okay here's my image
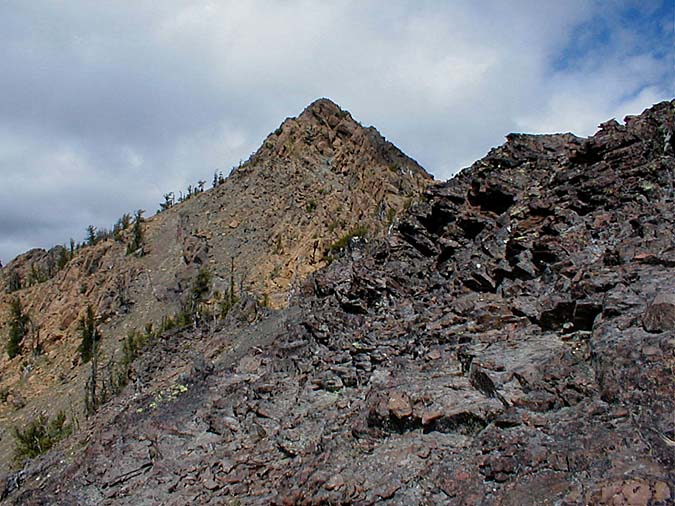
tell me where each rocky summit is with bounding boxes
[1,100,674,505]
[0,98,430,477]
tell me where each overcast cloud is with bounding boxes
[0,0,672,263]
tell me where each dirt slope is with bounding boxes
[2,101,673,505]
[0,98,431,475]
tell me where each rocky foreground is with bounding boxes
[3,101,674,505]
[0,98,429,473]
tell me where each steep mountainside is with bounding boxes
[2,101,674,505]
[0,99,431,475]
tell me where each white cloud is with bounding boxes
[0,0,671,262]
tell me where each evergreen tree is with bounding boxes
[86,225,97,246]
[78,305,99,363]
[126,209,145,255]
[7,270,21,293]
[120,213,132,230]
[56,247,69,270]
[212,170,225,188]
[159,193,174,212]
[6,297,29,359]
[77,305,103,415]
[187,267,211,315]
[218,257,239,318]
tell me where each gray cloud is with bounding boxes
[0,0,671,263]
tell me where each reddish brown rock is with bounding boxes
[387,392,413,419]
[643,292,675,332]
[2,100,674,506]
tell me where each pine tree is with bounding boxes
[78,305,99,363]
[126,210,145,255]
[120,213,132,230]
[6,297,29,359]
[188,267,211,315]
[7,270,21,293]
[77,305,102,415]
[56,247,68,270]
[159,193,174,211]
[86,225,97,246]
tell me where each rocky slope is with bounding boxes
[2,100,674,505]
[0,99,431,475]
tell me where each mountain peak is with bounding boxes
[2,101,674,505]
[248,99,431,186]
[294,97,357,128]
[300,97,346,118]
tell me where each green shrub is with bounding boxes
[56,248,69,270]
[27,263,48,286]
[6,270,22,293]
[13,410,72,463]
[327,225,368,254]
[86,225,97,246]
[185,267,212,317]
[78,305,100,363]
[126,210,145,255]
[6,297,29,359]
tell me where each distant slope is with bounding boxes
[4,100,673,505]
[0,98,431,475]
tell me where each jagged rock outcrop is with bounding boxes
[2,101,674,505]
[0,98,431,475]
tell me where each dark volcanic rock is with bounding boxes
[3,101,674,505]
[643,292,675,333]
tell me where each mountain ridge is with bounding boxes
[1,99,673,505]
[0,98,431,476]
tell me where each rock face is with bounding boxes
[643,292,675,333]
[2,100,674,505]
[0,98,430,474]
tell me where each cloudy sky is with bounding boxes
[0,1,672,263]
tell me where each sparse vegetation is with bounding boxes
[79,305,102,415]
[158,175,220,212]
[78,305,100,364]
[6,297,29,359]
[56,248,69,270]
[159,192,175,212]
[113,213,132,241]
[218,258,239,318]
[327,224,369,254]
[212,170,226,188]
[6,270,21,293]
[185,266,212,318]
[86,225,97,246]
[126,209,145,256]
[27,263,49,285]
[12,411,72,463]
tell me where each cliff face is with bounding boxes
[0,98,431,475]
[2,100,674,506]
